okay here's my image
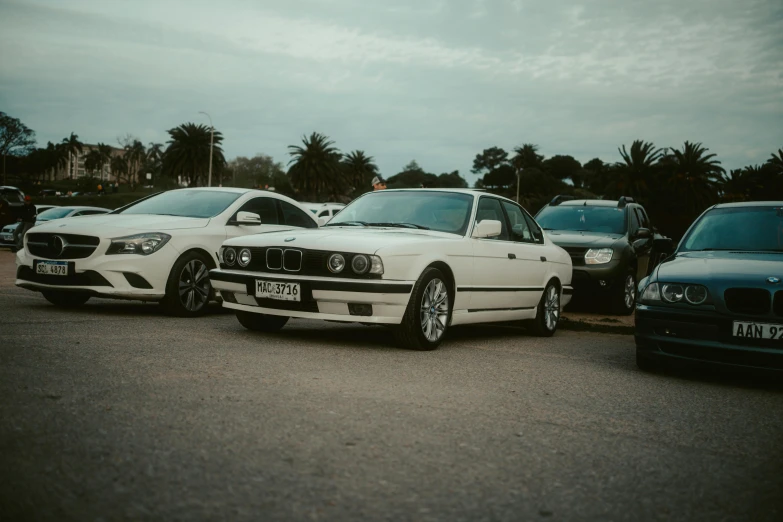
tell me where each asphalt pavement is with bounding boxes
[1,250,782,522]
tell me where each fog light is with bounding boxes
[599,280,608,287]
[348,303,373,316]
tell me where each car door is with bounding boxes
[630,207,652,279]
[500,201,550,308]
[224,196,293,242]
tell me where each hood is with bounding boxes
[31,214,211,236]
[656,252,783,285]
[225,227,460,254]
[544,230,622,249]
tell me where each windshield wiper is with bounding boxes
[366,222,430,230]
[324,221,369,227]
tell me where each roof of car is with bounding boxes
[42,206,111,212]
[712,201,783,209]
[554,199,625,207]
[176,187,251,195]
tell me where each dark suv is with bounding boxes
[535,196,671,314]
[0,186,25,228]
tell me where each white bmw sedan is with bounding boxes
[15,188,319,316]
[210,189,573,350]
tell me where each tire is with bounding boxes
[525,280,560,337]
[636,350,663,373]
[394,268,452,351]
[235,311,289,332]
[160,251,214,317]
[612,271,637,316]
[42,290,91,308]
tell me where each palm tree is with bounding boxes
[162,123,225,186]
[124,140,146,184]
[767,148,783,174]
[719,169,755,202]
[95,143,113,181]
[511,143,544,170]
[287,132,345,201]
[43,141,68,181]
[611,140,663,198]
[111,155,130,184]
[61,132,83,179]
[342,150,378,195]
[84,149,102,177]
[665,141,724,213]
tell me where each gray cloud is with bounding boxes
[0,0,781,184]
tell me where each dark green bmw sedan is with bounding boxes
[635,202,783,372]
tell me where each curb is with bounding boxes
[559,316,635,335]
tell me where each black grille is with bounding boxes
[225,247,381,279]
[562,247,586,267]
[774,291,783,318]
[17,265,112,287]
[27,233,100,260]
[283,249,302,271]
[724,288,771,316]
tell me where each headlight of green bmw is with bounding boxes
[106,233,171,255]
[585,248,613,264]
[640,282,709,305]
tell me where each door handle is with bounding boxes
[540,256,547,262]
[508,253,516,259]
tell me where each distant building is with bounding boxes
[60,144,125,181]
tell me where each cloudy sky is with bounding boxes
[1,0,781,185]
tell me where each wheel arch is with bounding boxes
[177,247,218,270]
[424,260,456,299]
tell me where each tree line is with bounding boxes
[1,110,780,239]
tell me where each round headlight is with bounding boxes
[224,248,236,266]
[351,254,369,274]
[685,285,708,305]
[328,254,345,273]
[141,240,156,254]
[661,284,684,303]
[238,248,252,267]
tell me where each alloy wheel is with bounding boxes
[544,285,560,331]
[624,275,636,309]
[179,259,210,312]
[420,278,449,342]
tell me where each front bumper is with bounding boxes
[15,242,177,300]
[0,231,14,245]
[571,260,625,291]
[635,304,783,371]
[210,269,414,324]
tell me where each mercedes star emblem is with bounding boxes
[48,235,66,257]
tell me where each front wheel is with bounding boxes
[525,281,560,337]
[612,272,637,315]
[394,268,451,351]
[160,252,214,317]
[235,311,289,332]
[42,290,91,308]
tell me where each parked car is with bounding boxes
[0,186,25,228]
[535,196,669,314]
[635,201,783,372]
[0,204,60,246]
[210,189,573,350]
[15,188,319,316]
[34,206,112,225]
[302,202,345,222]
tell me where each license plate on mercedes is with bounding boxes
[255,280,300,302]
[733,321,783,340]
[35,260,69,276]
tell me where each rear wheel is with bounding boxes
[161,252,213,317]
[42,290,91,308]
[525,281,560,337]
[235,311,289,332]
[394,268,451,351]
[612,271,637,315]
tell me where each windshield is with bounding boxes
[681,206,783,252]
[118,190,241,218]
[0,189,23,203]
[536,206,626,235]
[327,191,474,235]
[37,207,75,220]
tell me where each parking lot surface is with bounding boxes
[1,250,782,522]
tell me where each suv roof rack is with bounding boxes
[549,195,574,206]
[618,196,635,208]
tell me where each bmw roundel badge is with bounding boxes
[767,277,780,284]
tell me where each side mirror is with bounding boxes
[472,219,502,239]
[317,217,327,227]
[235,211,261,225]
[653,237,674,255]
[634,228,652,239]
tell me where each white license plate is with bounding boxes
[36,260,69,276]
[255,280,300,302]
[733,321,783,340]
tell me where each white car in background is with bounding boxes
[0,204,60,246]
[302,202,345,222]
[211,189,573,350]
[34,206,112,225]
[16,188,319,316]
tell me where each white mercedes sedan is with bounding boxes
[210,189,573,350]
[15,188,319,316]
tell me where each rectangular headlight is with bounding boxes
[369,255,384,275]
[106,233,171,256]
[585,248,613,265]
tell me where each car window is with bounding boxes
[236,197,279,224]
[79,210,108,216]
[501,201,534,243]
[636,208,650,229]
[629,207,641,235]
[318,210,330,218]
[523,212,544,244]
[475,197,509,241]
[279,201,317,228]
